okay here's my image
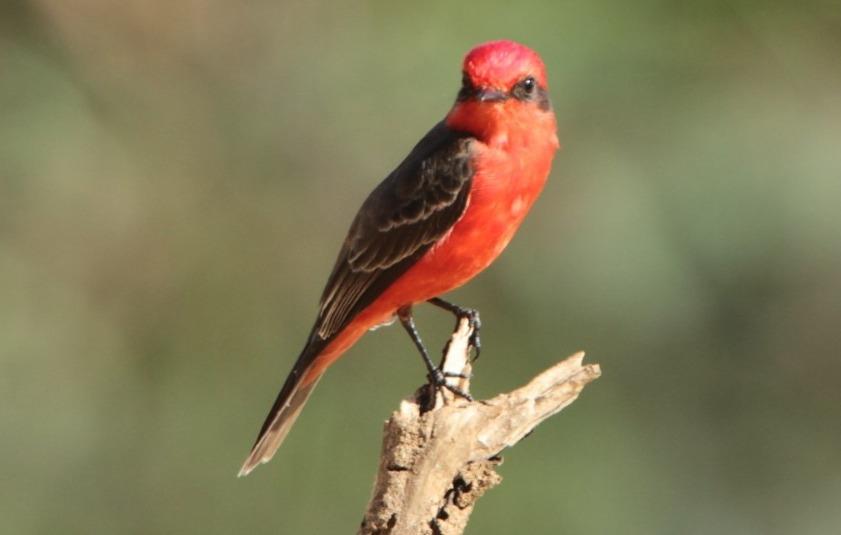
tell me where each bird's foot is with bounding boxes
[428,298,482,361]
[427,367,474,402]
[456,307,481,361]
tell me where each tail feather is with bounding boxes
[238,376,321,477]
[238,341,326,477]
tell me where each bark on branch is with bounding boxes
[358,319,601,535]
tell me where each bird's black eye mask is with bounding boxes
[457,72,551,111]
[457,73,477,101]
[511,76,537,100]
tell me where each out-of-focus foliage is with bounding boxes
[2,1,840,533]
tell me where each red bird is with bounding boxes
[239,40,559,476]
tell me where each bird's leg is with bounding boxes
[397,306,474,404]
[427,297,482,361]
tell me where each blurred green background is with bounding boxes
[2,0,840,533]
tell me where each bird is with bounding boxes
[239,40,559,476]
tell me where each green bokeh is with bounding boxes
[2,1,840,533]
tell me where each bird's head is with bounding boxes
[446,40,557,145]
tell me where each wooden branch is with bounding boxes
[358,319,601,535]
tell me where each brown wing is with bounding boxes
[313,121,475,341]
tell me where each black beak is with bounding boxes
[476,89,508,102]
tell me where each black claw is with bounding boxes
[436,380,474,402]
[468,319,481,362]
[442,370,471,380]
[427,368,474,402]
[428,297,482,361]
[444,384,474,402]
[427,367,446,386]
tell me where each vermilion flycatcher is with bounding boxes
[239,40,559,476]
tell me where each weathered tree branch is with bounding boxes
[358,319,601,535]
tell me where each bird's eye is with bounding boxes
[512,76,537,100]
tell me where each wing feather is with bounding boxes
[314,122,475,341]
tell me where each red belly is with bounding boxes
[302,144,553,382]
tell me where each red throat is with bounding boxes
[445,100,559,149]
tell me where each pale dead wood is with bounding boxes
[358,319,601,535]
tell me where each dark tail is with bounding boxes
[238,341,325,477]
